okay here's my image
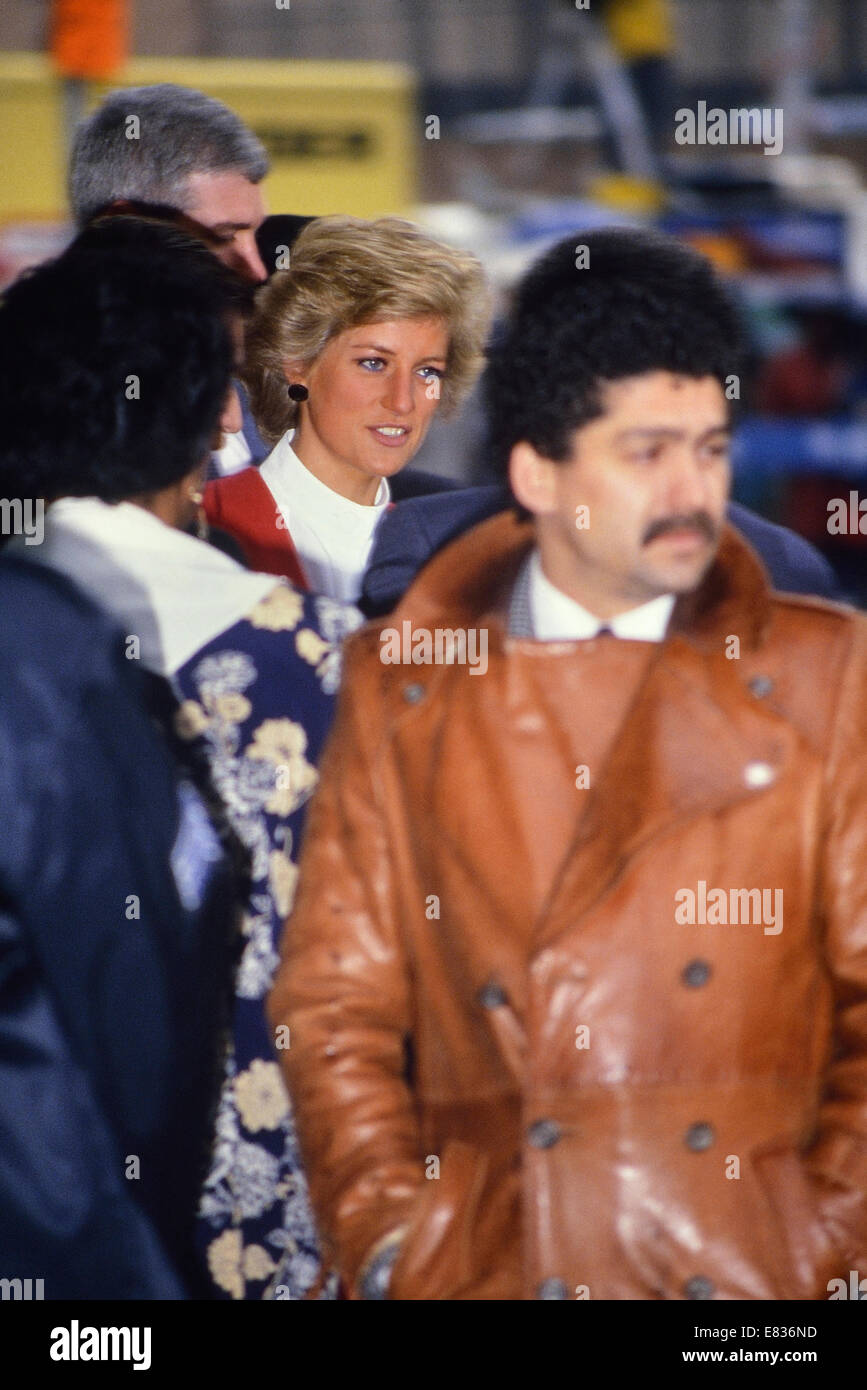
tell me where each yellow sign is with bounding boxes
[0,53,417,221]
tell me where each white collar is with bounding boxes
[16,496,278,676]
[259,432,390,534]
[528,551,675,642]
[211,428,252,477]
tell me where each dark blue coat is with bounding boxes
[0,559,237,1299]
[361,485,843,617]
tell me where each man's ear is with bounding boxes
[509,441,558,517]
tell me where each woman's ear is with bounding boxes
[280,359,309,388]
[508,441,558,518]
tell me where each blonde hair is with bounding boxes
[243,215,492,447]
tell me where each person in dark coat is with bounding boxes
[0,559,237,1299]
[2,216,359,1301]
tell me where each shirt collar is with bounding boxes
[260,431,390,533]
[16,496,278,675]
[527,550,675,642]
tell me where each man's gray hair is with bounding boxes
[69,83,269,225]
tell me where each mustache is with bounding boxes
[642,511,720,546]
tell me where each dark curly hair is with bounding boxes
[0,216,247,504]
[482,226,745,482]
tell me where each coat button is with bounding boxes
[403,683,425,704]
[478,980,508,1009]
[748,675,774,698]
[528,1119,562,1149]
[536,1277,569,1299]
[684,1275,715,1300]
[744,760,775,789]
[681,959,712,988]
[685,1122,715,1152]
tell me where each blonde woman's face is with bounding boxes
[287,316,449,502]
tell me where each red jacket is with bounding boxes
[204,468,308,589]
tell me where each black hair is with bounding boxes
[85,202,257,318]
[0,216,241,504]
[482,225,745,481]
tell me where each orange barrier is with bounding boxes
[50,0,128,80]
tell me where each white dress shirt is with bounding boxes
[259,432,390,603]
[528,551,675,642]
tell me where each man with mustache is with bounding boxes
[270,227,867,1300]
[360,480,841,618]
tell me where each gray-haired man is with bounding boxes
[69,82,269,285]
[70,82,271,476]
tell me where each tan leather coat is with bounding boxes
[269,512,867,1300]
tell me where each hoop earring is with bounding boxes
[287,383,309,403]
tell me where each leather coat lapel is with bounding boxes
[535,638,801,950]
[392,511,793,957]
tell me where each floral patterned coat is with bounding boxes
[172,582,360,1299]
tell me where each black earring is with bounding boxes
[287,383,309,403]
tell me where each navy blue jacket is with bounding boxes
[361,485,842,617]
[0,559,237,1299]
